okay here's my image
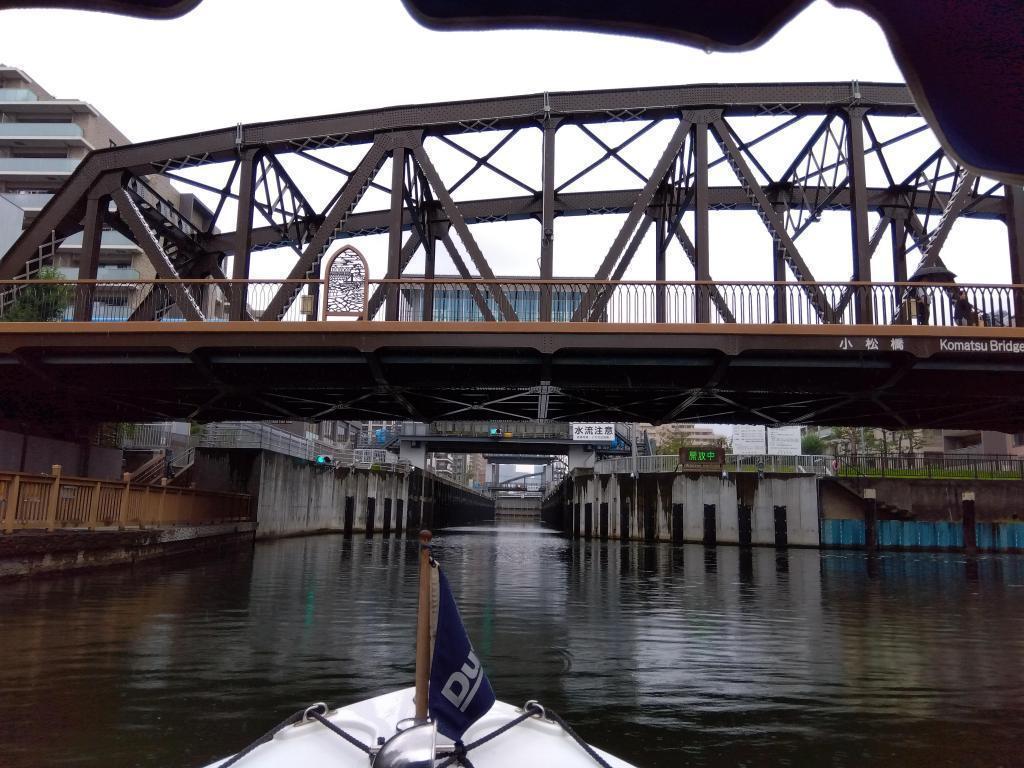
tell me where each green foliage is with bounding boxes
[801,433,827,455]
[2,266,73,322]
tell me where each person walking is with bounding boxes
[952,288,977,326]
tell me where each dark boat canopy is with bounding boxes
[0,0,1020,186]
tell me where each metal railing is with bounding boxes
[593,453,833,475]
[118,422,175,450]
[837,454,1024,480]
[0,278,1020,327]
[0,465,252,532]
[194,422,410,471]
[589,452,1024,479]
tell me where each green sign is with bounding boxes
[679,446,725,469]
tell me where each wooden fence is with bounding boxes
[0,465,252,533]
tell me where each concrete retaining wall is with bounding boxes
[0,523,256,579]
[192,448,411,538]
[552,470,820,547]
[822,477,1024,523]
[192,450,495,538]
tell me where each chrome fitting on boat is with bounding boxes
[371,722,437,768]
[523,700,547,720]
[301,702,328,723]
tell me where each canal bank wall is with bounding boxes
[193,450,494,538]
[545,469,1024,552]
[0,523,256,580]
[544,471,819,546]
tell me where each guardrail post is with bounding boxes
[3,474,18,533]
[87,480,101,531]
[119,472,131,530]
[156,478,168,528]
[139,485,150,529]
[863,488,877,552]
[962,491,977,554]
[45,464,61,532]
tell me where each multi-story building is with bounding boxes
[648,423,720,451]
[0,65,218,319]
[920,429,1024,457]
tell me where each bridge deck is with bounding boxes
[2,321,1022,430]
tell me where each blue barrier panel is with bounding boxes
[976,523,996,550]
[846,519,866,546]
[820,520,837,546]
[995,522,1024,551]
[917,522,938,549]
[879,520,901,548]
[902,521,920,548]
[821,519,866,547]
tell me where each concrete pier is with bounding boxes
[545,470,820,547]
[546,468,1024,552]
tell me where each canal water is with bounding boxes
[1,524,1023,768]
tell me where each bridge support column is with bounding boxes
[694,121,711,323]
[846,108,873,324]
[772,202,787,323]
[398,440,426,470]
[962,491,977,554]
[863,488,877,552]
[490,463,499,487]
[74,193,106,321]
[1007,186,1024,327]
[567,446,594,471]
[230,148,259,321]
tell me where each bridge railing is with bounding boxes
[593,453,833,475]
[0,465,252,533]
[590,453,1024,479]
[838,454,1024,480]
[0,278,1019,327]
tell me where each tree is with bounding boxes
[2,266,73,322]
[659,434,728,457]
[801,433,827,455]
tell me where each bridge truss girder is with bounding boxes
[0,82,1017,326]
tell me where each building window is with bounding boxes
[1014,433,1024,447]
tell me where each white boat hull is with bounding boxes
[206,687,637,768]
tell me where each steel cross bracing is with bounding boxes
[1,82,1017,324]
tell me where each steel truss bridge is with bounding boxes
[2,82,1023,431]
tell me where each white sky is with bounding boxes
[0,0,1009,286]
[0,0,1012,439]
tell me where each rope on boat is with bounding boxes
[218,699,613,768]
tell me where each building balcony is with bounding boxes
[56,265,141,281]
[0,88,38,102]
[0,122,82,137]
[0,122,88,149]
[59,229,138,251]
[0,157,77,180]
[1,192,52,212]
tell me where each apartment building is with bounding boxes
[0,65,219,319]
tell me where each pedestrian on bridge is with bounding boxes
[952,288,978,326]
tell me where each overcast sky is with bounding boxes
[1,0,1009,286]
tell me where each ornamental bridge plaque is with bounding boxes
[323,244,368,320]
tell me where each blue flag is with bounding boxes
[428,566,496,741]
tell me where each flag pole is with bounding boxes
[414,529,433,722]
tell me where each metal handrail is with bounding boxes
[1,277,1019,327]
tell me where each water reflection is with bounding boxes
[0,525,1022,767]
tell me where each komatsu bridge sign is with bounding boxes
[940,339,1024,353]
